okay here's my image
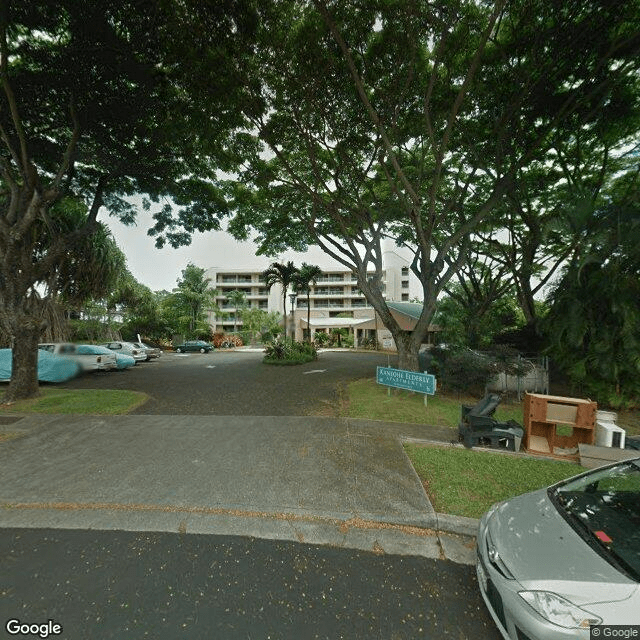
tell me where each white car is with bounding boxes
[100,341,147,363]
[38,343,117,372]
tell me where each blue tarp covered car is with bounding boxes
[0,348,80,383]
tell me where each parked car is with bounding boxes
[39,343,117,372]
[477,458,640,640]
[100,341,147,363]
[174,340,214,353]
[131,341,162,360]
[78,345,135,370]
[0,348,80,382]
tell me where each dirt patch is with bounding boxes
[0,432,25,444]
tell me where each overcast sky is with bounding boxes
[103,208,365,293]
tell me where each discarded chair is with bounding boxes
[459,393,524,452]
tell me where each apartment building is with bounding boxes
[205,250,437,346]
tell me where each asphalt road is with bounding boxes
[1,527,501,640]
[1,350,502,639]
[62,349,398,415]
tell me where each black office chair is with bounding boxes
[459,393,524,452]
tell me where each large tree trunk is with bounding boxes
[4,320,41,402]
[395,331,420,371]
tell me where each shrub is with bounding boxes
[263,339,317,365]
[360,336,377,350]
[422,346,497,394]
[314,332,330,346]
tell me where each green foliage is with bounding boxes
[421,346,500,395]
[223,0,640,375]
[340,378,523,429]
[162,264,218,339]
[239,307,282,344]
[329,328,349,347]
[293,262,323,343]
[359,336,377,350]
[439,350,498,395]
[543,202,640,407]
[0,389,148,415]
[263,339,317,365]
[313,332,330,347]
[261,261,299,339]
[435,284,523,349]
[0,1,256,399]
[118,285,171,343]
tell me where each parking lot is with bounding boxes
[59,348,397,415]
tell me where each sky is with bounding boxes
[103,207,370,293]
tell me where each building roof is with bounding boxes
[385,301,425,320]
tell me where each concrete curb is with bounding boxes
[436,512,480,538]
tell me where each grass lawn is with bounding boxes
[339,378,523,430]
[341,377,588,519]
[405,444,584,519]
[0,388,148,414]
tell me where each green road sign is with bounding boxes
[376,366,436,395]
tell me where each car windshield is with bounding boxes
[549,460,640,581]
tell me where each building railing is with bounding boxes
[217,276,254,284]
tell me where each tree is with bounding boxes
[169,264,218,338]
[223,0,640,371]
[436,257,521,349]
[115,278,171,343]
[261,261,299,340]
[0,1,256,400]
[224,289,248,334]
[542,196,640,407]
[476,102,640,326]
[239,307,283,344]
[292,262,323,343]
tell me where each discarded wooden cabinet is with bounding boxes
[524,393,596,456]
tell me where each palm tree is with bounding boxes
[292,263,323,343]
[261,261,299,339]
[225,289,247,335]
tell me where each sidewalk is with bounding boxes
[0,414,478,564]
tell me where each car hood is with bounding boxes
[488,488,638,606]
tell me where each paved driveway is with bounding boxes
[63,349,398,415]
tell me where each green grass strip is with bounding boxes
[263,355,316,365]
[405,444,584,519]
[340,378,524,428]
[0,388,148,415]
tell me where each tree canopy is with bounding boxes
[0,0,256,399]
[214,0,640,369]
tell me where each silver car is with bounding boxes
[131,341,162,360]
[100,341,147,363]
[477,458,640,639]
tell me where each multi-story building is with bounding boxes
[205,249,438,347]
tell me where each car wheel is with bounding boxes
[200,348,206,353]
[176,348,182,353]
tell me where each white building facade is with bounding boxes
[204,248,436,347]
